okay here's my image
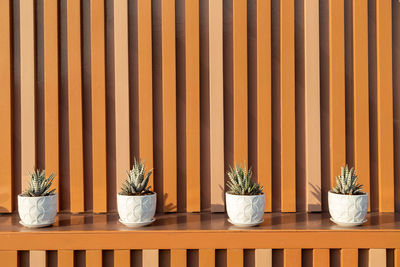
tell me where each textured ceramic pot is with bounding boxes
[328,191,368,224]
[18,194,57,226]
[117,193,157,223]
[226,193,265,224]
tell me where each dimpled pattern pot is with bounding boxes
[328,191,368,224]
[226,193,265,224]
[18,194,57,226]
[117,193,156,223]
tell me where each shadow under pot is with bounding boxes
[18,194,58,228]
[117,192,157,228]
[328,191,368,227]
[225,192,265,227]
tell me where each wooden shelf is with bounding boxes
[1,212,400,250]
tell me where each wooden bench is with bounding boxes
[0,212,398,266]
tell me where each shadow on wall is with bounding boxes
[163,193,176,212]
[309,183,322,210]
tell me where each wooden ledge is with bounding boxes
[1,212,400,250]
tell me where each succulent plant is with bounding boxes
[331,165,364,195]
[226,162,263,195]
[21,169,56,197]
[120,158,153,195]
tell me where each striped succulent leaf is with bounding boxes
[120,158,153,195]
[226,162,263,195]
[331,165,364,195]
[22,169,56,197]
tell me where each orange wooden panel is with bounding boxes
[376,0,394,212]
[86,250,102,267]
[0,251,17,267]
[162,0,177,212]
[20,0,36,191]
[90,0,107,213]
[58,250,74,267]
[199,249,215,267]
[329,0,346,187]
[0,0,12,212]
[304,0,321,212]
[209,0,225,212]
[185,0,201,212]
[284,249,301,267]
[341,249,358,267]
[143,249,159,267]
[256,0,272,212]
[353,0,370,207]
[227,249,243,267]
[313,249,329,267]
[369,249,386,267]
[137,0,154,189]
[30,251,46,267]
[255,249,272,267]
[280,0,296,212]
[114,0,130,193]
[114,250,130,267]
[233,0,248,163]
[67,0,85,212]
[395,248,400,267]
[171,249,187,267]
[44,0,59,209]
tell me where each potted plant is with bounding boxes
[225,162,265,227]
[117,158,156,227]
[328,165,368,227]
[18,169,57,228]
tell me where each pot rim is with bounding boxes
[328,191,368,197]
[225,192,264,197]
[18,193,58,198]
[117,192,157,197]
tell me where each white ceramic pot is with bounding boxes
[328,191,368,224]
[18,194,57,227]
[117,193,156,223]
[226,193,265,225]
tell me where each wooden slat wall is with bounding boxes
[1,0,400,214]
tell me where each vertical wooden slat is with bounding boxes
[185,0,201,212]
[227,249,243,267]
[161,0,177,212]
[171,249,187,267]
[313,249,329,267]
[143,249,159,267]
[255,249,272,267]
[114,0,130,194]
[67,0,85,212]
[86,250,102,267]
[395,248,400,267]
[341,249,358,267]
[0,0,12,212]
[304,0,321,212]
[353,0,370,206]
[20,0,36,191]
[256,0,272,212]
[284,249,301,267]
[137,0,154,188]
[58,250,74,267]
[329,0,346,187]
[90,0,107,213]
[114,250,130,267]
[44,0,59,204]
[30,251,46,267]
[376,0,394,212]
[369,249,386,267]
[209,0,225,212]
[280,0,296,212]
[233,0,248,163]
[199,249,215,267]
[0,251,17,267]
